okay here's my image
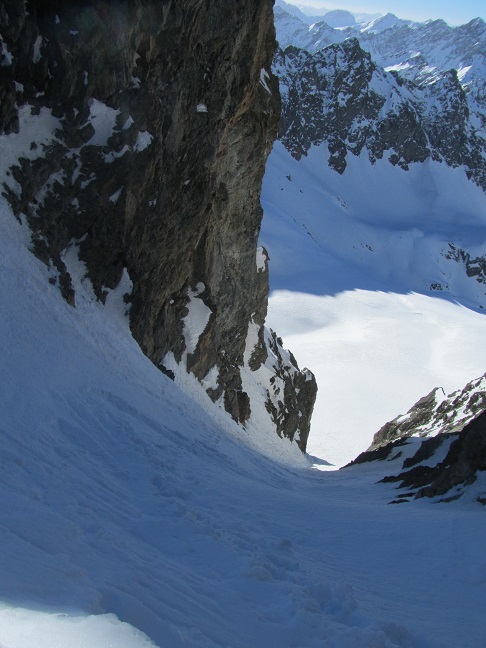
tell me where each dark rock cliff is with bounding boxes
[0,0,316,450]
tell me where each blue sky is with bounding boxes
[293,0,485,25]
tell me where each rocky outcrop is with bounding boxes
[349,375,486,503]
[368,374,486,450]
[444,244,486,289]
[0,1,316,449]
[381,411,486,504]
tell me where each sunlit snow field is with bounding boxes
[261,142,486,466]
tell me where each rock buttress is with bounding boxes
[0,0,316,449]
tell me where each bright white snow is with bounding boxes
[87,98,120,146]
[133,130,154,152]
[266,289,486,467]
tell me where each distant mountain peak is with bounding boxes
[295,3,330,16]
[321,9,356,28]
[360,12,410,33]
[275,0,381,26]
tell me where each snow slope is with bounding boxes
[260,142,486,466]
[2,145,486,647]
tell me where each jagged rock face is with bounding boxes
[0,0,316,449]
[254,328,316,450]
[274,6,486,108]
[274,39,486,188]
[349,413,486,504]
[358,18,486,113]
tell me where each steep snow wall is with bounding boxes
[0,0,316,449]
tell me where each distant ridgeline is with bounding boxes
[0,1,316,450]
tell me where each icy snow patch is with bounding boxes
[134,131,154,152]
[0,605,156,648]
[0,106,61,187]
[457,65,472,81]
[104,268,133,329]
[201,365,219,391]
[384,62,412,72]
[86,98,120,146]
[61,242,93,299]
[1,38,13,66]
[109,187,123,203]
[103,145,130,162]
[256,246,267,272]
[123,115,135,130]
[259,68,272,94]
[32,35,43,63]
[183,283,212,355]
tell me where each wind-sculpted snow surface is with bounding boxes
[2,191,486,648]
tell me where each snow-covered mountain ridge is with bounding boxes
[370,374,486,449]
[276,37,486,191]
[274,3,486,139]
[347,375,486,504]
[275,1,381,28]
[271,8,486,308]
[350,387,486,505]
